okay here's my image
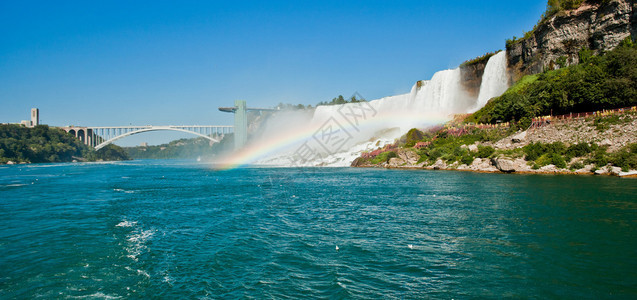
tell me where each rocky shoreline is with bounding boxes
[352,112,637,178]
[354,149,637,177]
[359,154,637,178]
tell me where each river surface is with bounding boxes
[1,160,636,298]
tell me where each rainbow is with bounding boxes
[214,110,451,170]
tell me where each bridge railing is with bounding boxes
[61,125,234,149]
[529,106,637,130]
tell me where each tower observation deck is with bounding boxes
[219,101,276,150]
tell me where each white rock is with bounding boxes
[432,159,445,170]
[594,169,607,175]
[511,131,527,143]
[619,170,637,177]
[491,158,517,173]
[388,157,405,168]
[600,139,613,147]
[540,164,558,173]
[609,167,622,176]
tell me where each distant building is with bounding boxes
[19,108,39,127]
[140,142,148,147]
[31,108,39,127]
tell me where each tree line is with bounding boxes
[276,94,367,111]
[0,124,129,164]
[124,134,233,160]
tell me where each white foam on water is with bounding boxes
[256,137,396,167]
[75,292,122,299]
[118,220,155,261]
[115,220,137,227]
[163,274,174,284]
[137,269,150,278]
[127,229,154,243]
[3,183,27,187]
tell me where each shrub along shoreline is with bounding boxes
[352,110,637,177]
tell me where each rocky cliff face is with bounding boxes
[630,0,637,40]
[507,0,635,81]
[459,62,487,99]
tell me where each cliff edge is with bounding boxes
[507,0,635,81]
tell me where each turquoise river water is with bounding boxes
[1,160,636,298]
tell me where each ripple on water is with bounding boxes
[0,162,636,298]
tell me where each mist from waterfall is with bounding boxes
[218,51,510,167]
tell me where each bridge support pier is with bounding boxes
[60,127,92,147]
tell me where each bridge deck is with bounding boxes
[59,125,233,150]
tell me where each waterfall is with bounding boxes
[476,51,509,109]
[229,51,510,167]
[311,66,470,130]
[310,51,510,133]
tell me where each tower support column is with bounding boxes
[234,100,247,150]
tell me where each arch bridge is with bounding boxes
[60,125,233,150]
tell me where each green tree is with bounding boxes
[468,39,637,124]
[0,124,129,164]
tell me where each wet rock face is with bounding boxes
[507,0,634,80]
[350,157,364,167]
[633,1,637,37]
[460,62,487,99]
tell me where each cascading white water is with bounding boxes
[475,51,509,109]
[414,69,468,113]
[244,51,510,167]
[311,66,470,131]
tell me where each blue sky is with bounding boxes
[0,1,546,145]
